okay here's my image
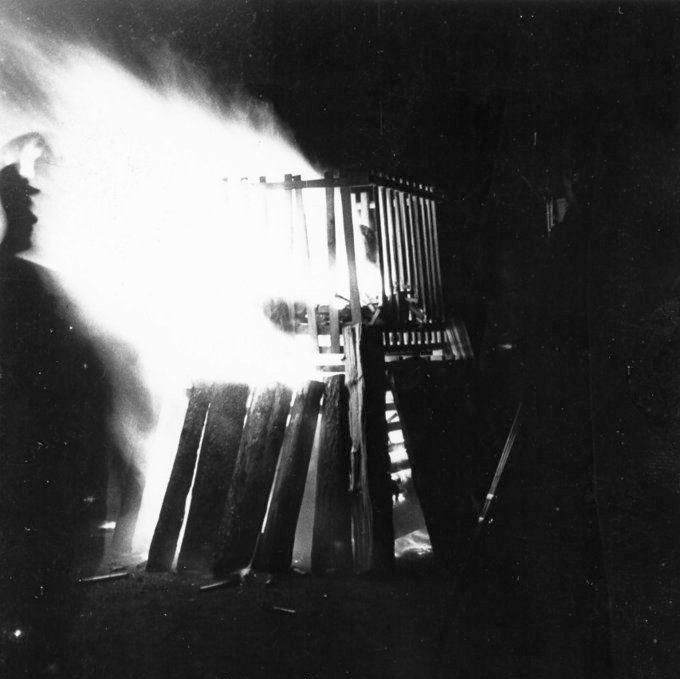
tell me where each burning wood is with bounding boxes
[177,384,250,573]
[252,381,325,572]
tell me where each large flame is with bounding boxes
[0,18,332,554]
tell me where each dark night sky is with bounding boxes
[7,1,680,187]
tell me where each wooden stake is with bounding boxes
[147,385,211,572]
[340,186,362,325]
[213,383,293,573]
[311,375,353,575]
[177,383,249,572]
[325,173,341,353]
[409,194,427,316]
[252,381,325,572]
[343,324,394,573]
[294,178,319,351]
[284,173,296,331]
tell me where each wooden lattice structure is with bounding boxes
[236,171,448,357]
[145,171,473,579]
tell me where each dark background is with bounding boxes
[5,2,680,677]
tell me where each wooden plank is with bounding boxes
[177,383,249,572]
[377,186,395,316]
[397,189,414,300]
[340,186,362,324]
[252,380,325,572]
[418,194,435,320]
[147,385,212,572]
[368,186,389,310]
[325,173,341,353]
[409,194,427,316]
[311,375,353,574]
[294,179,319,351]
[214,383,293,573]
[259,176,269,238]
[250,174,441,200]
[428,198,444,321]
[284,173,296,331]
[343,323,394,573]
[422,194,439,321]
[388,188,405,296]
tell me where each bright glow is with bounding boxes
[394,528,432,558]
[0,18,347,555]
[13,629,23,639]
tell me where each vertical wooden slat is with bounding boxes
[252,380,325,572]
[311,375,353,574]
[325,173,341,353]
[386,188,404,294]
[428,197,444,323]
[418,193,435,321]
[214,384,292,573]
[147,385,212,572]
[343,324,394,573]
[397,189,414,300]
[293,176,319,351]
[409,193,427,316]
[423,194,440,322]
[259,176,269,238]
[284,173,296,331]
[377,185,395,315]
[340,185,362,324]
[177,383,249,572]
[369,186,389,310]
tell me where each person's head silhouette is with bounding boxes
[0,163,40,256]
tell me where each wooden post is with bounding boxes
[252,380,324,572]
[428,197,444,321]
[369,186,389,311]
[340,185,362,325]
[213,383,292,573]
[284,173,296,331]
[294,177,319,351]
[325,173,341,353]
[311,375,353,575]
[177,383,249,572]
[343,323,393,572]
[147,385,211,571]
[409,194,427,316]
[377,185,397,323]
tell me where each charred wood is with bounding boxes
[177,383,249,572]
[252,380,324,572]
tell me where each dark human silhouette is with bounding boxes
[0,163,121,676]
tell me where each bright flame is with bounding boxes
[0,19,332,554]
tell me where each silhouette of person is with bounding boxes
[0,163,115,675]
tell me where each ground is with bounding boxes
[65,558,453,679]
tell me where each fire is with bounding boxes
[0,17,331,555]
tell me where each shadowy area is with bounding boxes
[0,163,143,675]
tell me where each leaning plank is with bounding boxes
[343,324,394,572]
[311,375,353,575]
[177,383,250,572]
[213,383,293,573]
[252,380,325,572]
[147,385,212,572]
[340,186,362,324]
